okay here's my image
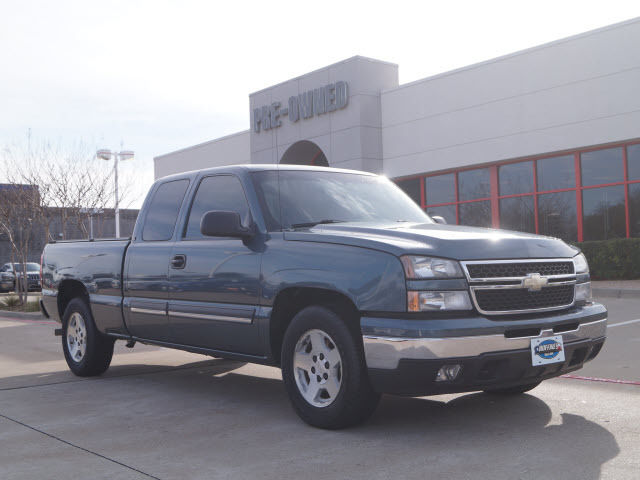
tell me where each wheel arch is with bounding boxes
[268,286,360,366]
[57,280,90,319]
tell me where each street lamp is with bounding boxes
[96,148,134,238]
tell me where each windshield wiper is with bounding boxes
[290,219,345,229]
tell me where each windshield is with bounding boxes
[13,263,40,272]
[252,170,430,230]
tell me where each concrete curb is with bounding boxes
[0,310,45,320]
[593,288,640,300]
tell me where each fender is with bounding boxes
[261,238,406,313]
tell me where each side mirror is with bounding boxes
[431,215,447,225]
[200,210,255,238]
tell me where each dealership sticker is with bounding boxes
[531,335,565,366]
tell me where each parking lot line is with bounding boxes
[607,318,640,328]
[561,374,640,386]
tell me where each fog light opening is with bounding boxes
[435,364,462,382]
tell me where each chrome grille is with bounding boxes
[462,259,576,315]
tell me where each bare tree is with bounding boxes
[0,135,136,306]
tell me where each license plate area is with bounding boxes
[531,335,565,366]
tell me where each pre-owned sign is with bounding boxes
[253,81,348,133]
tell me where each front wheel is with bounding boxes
[281,306,380,429]
[62,298,115,376]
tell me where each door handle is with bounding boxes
[170,254,186,269]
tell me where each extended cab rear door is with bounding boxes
[167,174,263,355]
[124,178,190,342]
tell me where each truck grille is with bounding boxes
[463,259,576,315]
[475,285,575,313]
[466,261,574,279]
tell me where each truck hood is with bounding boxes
[283,222,578,260]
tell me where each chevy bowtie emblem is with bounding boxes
[522,273,548,291]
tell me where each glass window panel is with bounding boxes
[536,155,575,192]
[459,201,492,228]
[499,162,533,196]
[499,196,535,233]
[630,183,640,237]
[458,169,490,201]
[185,175,250,239]
[581,147,623,186]
[396,178,422,205]
[142,179,189,241]
[582,186,626,241]
[425,174,456,205]
[426,205,456,224]
[628,144,640,181]
[537,191,577,241]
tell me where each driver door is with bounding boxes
[167,174,263,355]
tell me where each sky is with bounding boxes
[1,0,639,208]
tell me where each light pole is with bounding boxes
[96,148,134,238]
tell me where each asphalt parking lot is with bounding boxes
[1,297,638,480]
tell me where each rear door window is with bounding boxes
[142,179,190,241]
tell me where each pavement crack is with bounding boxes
[0,412,162,479]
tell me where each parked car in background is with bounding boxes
[0,264,15,293]
[1,262,42,292]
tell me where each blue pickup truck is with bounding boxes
[41,165,607,429]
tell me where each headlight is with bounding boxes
[401,256,463,279]
[408,291,473,311]
[573,253,589,274]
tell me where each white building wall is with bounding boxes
[154,130,250,179]
[382,18,640,178]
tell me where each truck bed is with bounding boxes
[41,239,130,334]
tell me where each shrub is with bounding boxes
[575,238,640,280]
[1,295,22,310]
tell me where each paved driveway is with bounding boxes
[0,296,638,479]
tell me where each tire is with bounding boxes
[281,305,380,429]
[62,297,115,376]
[483,381,542,395]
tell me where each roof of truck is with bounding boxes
[156,164,379,183]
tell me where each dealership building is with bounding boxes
[155,18,640,242]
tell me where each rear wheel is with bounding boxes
[281,306,380,429]
[62,298,114,376]
[483,381,541,395]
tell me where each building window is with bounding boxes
[396,139,640,241]
[538,191,577,241]
[425,173,456,205]
[628,144,640,181]
[582,185,626,240]
[458,168,490,201]
[499,162,533,195]
[397,177,421,205]
[629,183,640,237]
[459,201,492,228]
[500,196,535,233]
[536,155,575,191]
[581,147,623,186]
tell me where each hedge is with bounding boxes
[574,238,640,280]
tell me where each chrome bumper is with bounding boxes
[363,318,607,370]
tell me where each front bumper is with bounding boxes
[361,302,607,395]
